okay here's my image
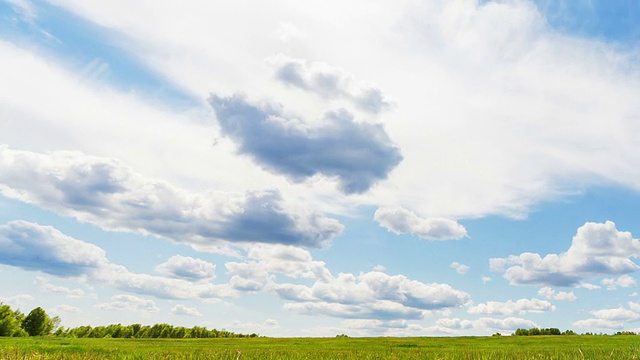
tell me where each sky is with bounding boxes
[1,0,640,337]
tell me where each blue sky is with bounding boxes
[1,0,640,336]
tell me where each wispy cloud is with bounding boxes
[171,304,202,317]
[96,295,160,313]
[437,317,537,332]
[269,54,391,114]
[468,298,556,315]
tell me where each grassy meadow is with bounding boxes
[2,335,640,359]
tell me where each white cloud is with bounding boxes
[0,220,109,277]
[225,243,331,291]
[573,318,624,330]
[272,22,306,43]
[628,301,640,312]
[35,277,85,298]
[437,317,537,332]
[0,294,33,307]
[155,255,216,281]
[574,307,640,331]
[537,287,577,301]
[6,0,37,21]
[171,304,202,317]
[577,282,601,290]
[602,275,637,290]
[268,54,391,114]
[4,0,640,222]
[276,271,470,320]
[373,265,386,272]
[450,262,470,275]
[0,146,343,249]
[491,221,640,286]
[209,95,402,194]
[96,294,160,313]
[374,207,467,240]
[590,308,640,322]
[3,0,640,335]
[50,304,80,314]
[0,220,236,300]
[468,298,555,315]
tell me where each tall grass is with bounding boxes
[2,335,640,359]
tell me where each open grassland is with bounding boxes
[2,335,640,359]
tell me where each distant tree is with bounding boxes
[0,303,27,337]
[130,324,141,337]
[21,307,55,336]
[615,331,637,336]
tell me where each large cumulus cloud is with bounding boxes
[0,145,343,249]
[0,221,235,300]
[209,94,402,194]
[274,271,470,320]
[490,221,640,287]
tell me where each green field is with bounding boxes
[2,336,640,359]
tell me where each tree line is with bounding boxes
[510,328,640,336]
[512,327,573,336]
[0,304,59,337]
[0,303,256,338]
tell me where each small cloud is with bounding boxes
[96,295,159,313]
[373,264,386,272]
[35,277,85,298]
[171,304,202,317]
[437,317,537,332]
[6,0,37,22]
[265,319,278,327]
[468,298,556,316]
[602,275,637,290]
[0,294,33,308]
[155,255,217,281]
[628,301,640,312]
[450,262,470,275]
[272,22,306,43]
[268,54,391,114]
[574,307,640,331]
[481,276,492,284]
[577,282,601,290]
[375,207,467,240]
[574,318,623,330]
[537,287,577,301]
[50,304,80,314]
